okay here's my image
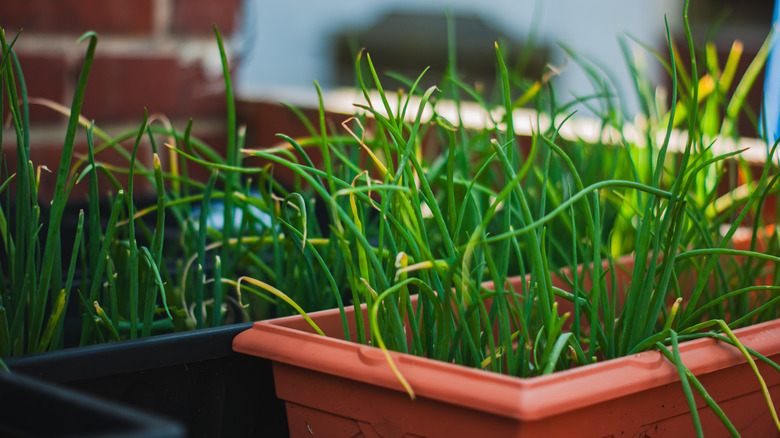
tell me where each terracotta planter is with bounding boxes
[233,265,780,437]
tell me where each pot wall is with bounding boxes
[8,323,287,438]
[234,292,780,437]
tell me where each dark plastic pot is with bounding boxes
[0,370,185,438]
[6,323,288,438]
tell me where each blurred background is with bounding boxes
[0,0,775,197]
[237,0,682,113]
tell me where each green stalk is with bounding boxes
[212,256,224,327]
[125,111,149,339]
[656,339,739,437]
[214,26,238,278]
[47,209,84,351]
[667,331,704,438]
[86,122,102,285]
[195,170,219,329]
[32,32,98,351]
[314,81,337,196]
[587,192,603,360]
[81,192,125,345]
[364,53,398,130]
[0,306,9,359]
[617,15,681,355]
[1,34,31,309]
[481,180,673,245]
[139,153,167,338]
[720,29,773,138]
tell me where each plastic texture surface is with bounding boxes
[0,371,185,438]
[234,280,780,437]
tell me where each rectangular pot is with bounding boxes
[0,371,185,438]
[233,285,780,437]
[7,323,288,438]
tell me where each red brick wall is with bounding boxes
[1,0,242,199]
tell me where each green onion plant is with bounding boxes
[235,2,780,435]
[2,3,779,434]
[0,25,346,363]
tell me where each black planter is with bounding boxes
[0,370,185,438]
[5,323,288,438]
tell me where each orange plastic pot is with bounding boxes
[233,287,780,437]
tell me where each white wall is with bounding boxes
[236,0,683,115]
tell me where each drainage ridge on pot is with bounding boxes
[234,282,780,436]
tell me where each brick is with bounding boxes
[236,100,337,189]
[8,53,69,124]
[79,53,229,124]
[175,63,228,119]
[81,55,182,123]
[237,100,320,150]
[0,0,154,35]
[171,0,240,35]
